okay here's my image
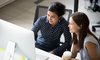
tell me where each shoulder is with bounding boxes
[84,35,97,53]
[84,34,98,46]
[38,16,47,21]
[35,16,47,23]
[60,17,69,25]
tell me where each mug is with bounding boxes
[62,51,72,60]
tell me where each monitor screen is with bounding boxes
[0,19,35,60]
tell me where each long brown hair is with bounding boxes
[71,12,98,49]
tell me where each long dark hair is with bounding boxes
[71,12,98,49]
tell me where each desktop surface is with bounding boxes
[36,48,80,60]
[36,48,61,60]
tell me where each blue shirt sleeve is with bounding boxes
[53,18,71,56]
[32,17,42,40]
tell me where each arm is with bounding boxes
[85,42,100,60]
[71,43,79,58]
[32,17,41,41]
[53,21,71,57]
[63,24,72,51]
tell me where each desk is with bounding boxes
[36,48,80,60]
[35,48,61,60]
[0,47,80,60]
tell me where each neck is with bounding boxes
[75,32,79,40]
[51,21,59,27]
[76,32,79,36]
[51,24,56,27]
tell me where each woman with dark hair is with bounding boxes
[62,12,100,60]
[32,2,71,57]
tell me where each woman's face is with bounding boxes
[68,17,80,34]
[47,11,60,26]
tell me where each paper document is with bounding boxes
[36,53,49,60]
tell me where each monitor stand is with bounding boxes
[3,41,16,60]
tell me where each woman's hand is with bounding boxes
[71,58,79,60]
[62,57,79,60]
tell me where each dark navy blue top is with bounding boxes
[32,16,71,52]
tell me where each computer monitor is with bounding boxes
[0,19,35,60]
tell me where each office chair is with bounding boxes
[33,5,72,43]
[89,0,100,32]
[91,3,100,32]
[92,24,100,32]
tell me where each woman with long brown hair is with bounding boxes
[62,12,100,60]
